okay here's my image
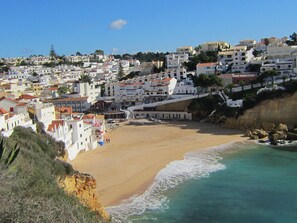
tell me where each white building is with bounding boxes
[106,68,187,97]
[200,41,230,52]
[166,53,189,69]
[176,46,196,55]
[0,108,36,137]
[47,119,97,160]
[32,102,56,129]
[196,62,222,76]
[260,59,294,76]
[238,40,256,48]
[173,78,197,95]
[72,82,101,103]
[218,46,254,72]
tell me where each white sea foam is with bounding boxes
[106,141,250,223]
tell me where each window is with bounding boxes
[80,134,82,137]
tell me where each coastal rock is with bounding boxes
[58,172,110,221]
[287,132,297,140]
[249,129,268,139]
[236,92,297,130]
[276,123,288,133]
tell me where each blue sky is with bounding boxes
[1,0,296,57]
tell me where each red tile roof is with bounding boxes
[47,120,65,132]
[197,62,218,67]
[0,108,8,115]
[19,94,38,100]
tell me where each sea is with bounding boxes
[106,141,297,223]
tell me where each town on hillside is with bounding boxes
[0,32,297,160]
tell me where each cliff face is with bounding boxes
[225,92,297,130]
[59,172,110,222]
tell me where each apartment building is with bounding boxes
[176,46,196,55]
[72,82,101,103]
[106,68,187,97]
[44,97,90,112]
[218,46,254,72]
[166,53,189,69]
[200,41,230,52]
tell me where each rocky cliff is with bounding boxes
[224,92,297,130]
[59,172,110,222]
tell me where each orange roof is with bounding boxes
[57,106,73,113]
[19,94,38,100]
[197,62,218,67]
[48,87,58,91]
[47,120,65,132]
[0,108,8,115]
[83,114,95,119]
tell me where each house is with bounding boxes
[44,97,90,113]
[166,53,189,69]
[196,62,222,76]
[176,46,196,55]
[47,119,97,160]
[0,107,36,137]
[200,41,230,52]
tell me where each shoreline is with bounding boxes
[71,120,246,207]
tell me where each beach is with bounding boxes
[71,120,246,207]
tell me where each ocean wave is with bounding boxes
[106,141,250,223]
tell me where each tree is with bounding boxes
[264,38,270,46]
[94,49,104,55]
[57,86,69,95]
[286,32,297,46]
[79,74,92,84]
[117,61,125,79]
[194,74,222,91]
[76,52,82,56]
[261,70,279,84]
[184,51,218,71]
[49,44,57,58]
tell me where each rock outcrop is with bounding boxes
[225,92,297,130]
[59,172,110,222]
[248,129,268,139]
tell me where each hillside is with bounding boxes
[0,127,109,223]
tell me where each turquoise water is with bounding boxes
[107,142,297,223]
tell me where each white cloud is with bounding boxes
[109,19,127,30]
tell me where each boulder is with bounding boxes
[287,132,297,140]
[276,123,288,133]
[249,129,268,139]
[293,128,297,134]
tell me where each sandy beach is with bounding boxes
[71,120,246,207]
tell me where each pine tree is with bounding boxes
[49,44,57,58]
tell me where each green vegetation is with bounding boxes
[113,52,169,63]
[57,86,70,95]
[0,138,20,168]
[0,127,107,223]
[79,74,92,84]
[117,62,125,80]
[183,51,218,71]
[286,32,297,46]
[191,74,222,90]
[119,71,140,81]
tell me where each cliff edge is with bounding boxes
[59,172,110,221]
[224,92,297,130]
